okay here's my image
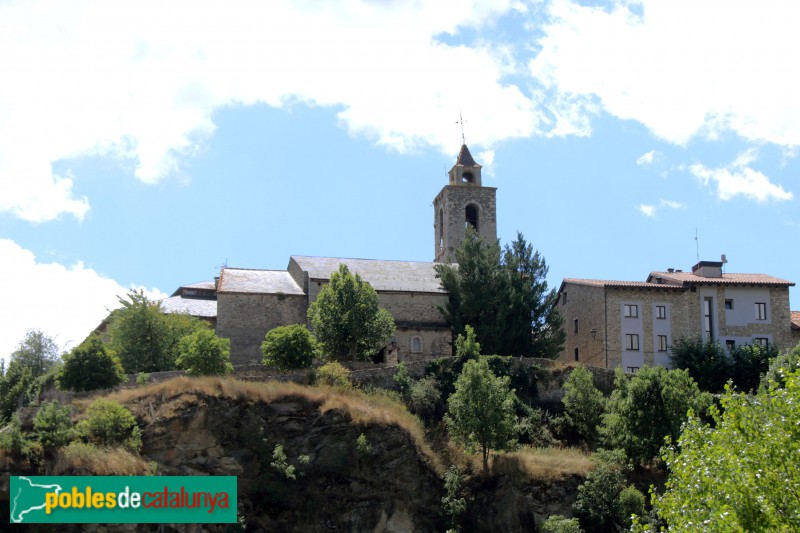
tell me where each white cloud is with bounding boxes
[477,149,496,178]
[0,239,166,363]
[530,0,800,148]
[637,204,656,217]
[0,0,541,222]
[660,199,686,210]
[690,150,793,202]
[636,150,661,166]
[637,198,686,217]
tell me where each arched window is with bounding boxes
[438,208,444,246]
[461,172,474,184]
[465,204,479,230]
[410,336,423,353]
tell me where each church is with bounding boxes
[161,145,497,366]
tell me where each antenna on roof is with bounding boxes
[456,111,466,145]
[695,228,700,263]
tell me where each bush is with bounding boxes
[441,466,466,531]
[78,399,141,452]
[33,401,75,451]
[136,372,150,386]
[761,342,800,390]
[393,361,412,396]
[58,335,125,392]
[617,485,646,528]
[542,515,583,533]
[670,336,730,392]
[315,362,351,388]
[600,366,711,465]
[261,324,317,371]
[408,376,441,421]
[730,342,778,392]
[562,366,605,448]
[0,414,33,456]
[355,433,371,458]
[573,449,630,533]
[175,329,233,376]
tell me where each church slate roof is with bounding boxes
[456,144,478,166]
[160,295,217,318]
[218,268,305,295]
[290,256,447,294]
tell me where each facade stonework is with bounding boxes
[558,261,797,371]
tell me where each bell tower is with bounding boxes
[433,144,497,262]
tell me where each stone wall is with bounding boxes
[433,184,497,262]
[217,292,307,365]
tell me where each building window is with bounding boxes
[657,335,668,352]
[725,339,736,351]
[562,293,567,305]
[754,337,769,348]
[574,347,579,361]
[626,366,639,374]
[725,299,734,310]
[703,297,714,340]
[574,319,579,334]
[465,204,479,230]
[410,336,423,354]
[755,302,767,320]
[625,334,640,351]
[623,304,638,318]
[656,305,666,319]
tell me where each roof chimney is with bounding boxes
[667,268,675,273]
[692,261,723,278]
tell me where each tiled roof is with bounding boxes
[291,256,446,293]
[649,271,794,287]
[217,268,305,295]
[792,311,800,331]
[160,295,217,318]
[456,144,478,166]
[561,278,683,290]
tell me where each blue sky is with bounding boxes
[1,0,798,359]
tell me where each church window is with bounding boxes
[410,336,423,353]
[462,172,474,184]
[438,208,444,246]
[465,204,479,230]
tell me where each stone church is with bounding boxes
[161,145,497,365]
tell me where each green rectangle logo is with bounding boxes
[10,476,237,524]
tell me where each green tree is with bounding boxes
[77,399,141,452]
[562,365,605,447]
[760,341,800,390]
[58,335,125,392]
[669,336,730,392]
[730,342,778,392]
[653,372,800,532]
[261,324,317,370]
[175,329,233,376]
[573,449,643,533]
[109,290,209,373]
[0,360,38,423]
[9,329,60,379]
[33,401,75,452]
[600,366,711,465]
[435,228,564,357]
[541,515,583,533]
[454,324,481,362]
[445,357,517,471]
[307,264,395,361]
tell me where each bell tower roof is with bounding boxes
[456,144,478,167]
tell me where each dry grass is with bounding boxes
[99,376,442,474]
[491,446,595,481]
[54,442,151,475]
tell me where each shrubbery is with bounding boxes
[176,329,233,376]
[261,324,317,370]
[33,401,75,451]
[573,449,643,533]
[562,365,605,448]
[315,362,351,388]
[78,399,142,452]
[58,335,125,392]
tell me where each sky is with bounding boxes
[2,0,799,361]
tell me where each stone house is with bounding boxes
[557,260,797,372]
[163,144,496,365]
